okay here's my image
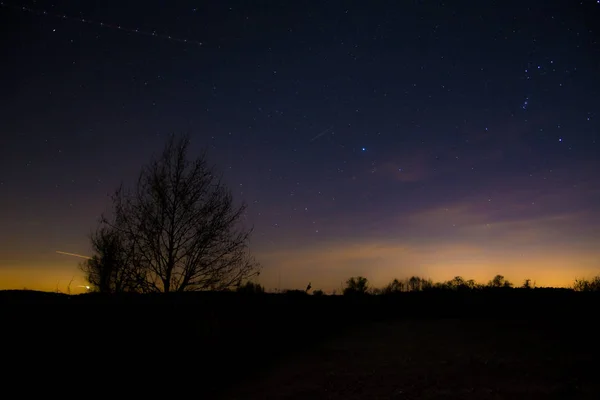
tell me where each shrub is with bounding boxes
[343,276,369,295]
[237,281,264,294]
[573,276,600,292]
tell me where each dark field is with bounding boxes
[3,290,599,399]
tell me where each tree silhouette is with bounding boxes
[343,276,369,295]
[447,276,467,290]
[236,281,264,294]
[488,274,512,288]
[98,134,260,292]
[383,278,404,294]
[465,279,479,289]
[408,276,421,292]
[80,225,142,293]
[573,276,600,292]
[406,276,432,291]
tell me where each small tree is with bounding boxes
[407,276,421,292]
[466,279,480,290]
[382,278,403,294]
[406,276,432,291]
[79,224,142,293]
[343,276,369,295]
[573,276,600,292]
[447,276,467,290]
[488,274,512,288]
[521,278,533,289]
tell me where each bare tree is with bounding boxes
[102,134,260,292]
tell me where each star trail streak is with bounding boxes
[0,1,204,46]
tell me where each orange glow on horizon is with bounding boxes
[1,201,598,293]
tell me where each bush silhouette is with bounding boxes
[237,281,264,294]
[488,274,513,288]
[382,278,403,294]
[521,279,534,289]
[343,276,369,295]
[573,276,600,292]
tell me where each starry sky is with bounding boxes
[1,0,599,293]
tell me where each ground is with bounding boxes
[3,290,599,399]
[223,318,598,399]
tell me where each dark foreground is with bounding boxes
[225,318,599,399]
[3,289,600,399]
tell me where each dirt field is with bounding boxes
[222,318,599,399]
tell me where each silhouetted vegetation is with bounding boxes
[487,274,513,288]
[236,281,264,294]
[83,134,260,293]
[573,276,600,292]
[382,278,403,294]
[343,276,369,295]
[3,274,600,398]
[80,225,143,293]
[521,278,534,289]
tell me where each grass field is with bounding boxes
[3,290,599,399]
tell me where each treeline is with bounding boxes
[344,275,521,295]
[236,274,600,296]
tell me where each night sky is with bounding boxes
[1,0,599,293]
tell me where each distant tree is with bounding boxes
[488,274,512,288]
[521,278,533,289]
[466,279,480,290]
[422,278,434,290]
[343,276,369,295]
[236,281,264,294]
[573,276,600,292]
[447,276,468,290]
[99,134,260,293]
[382,278,404,294]
[407,276,421,292]
[433,282,449,290]
[312,289,324,296]
[406,276,433,291]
